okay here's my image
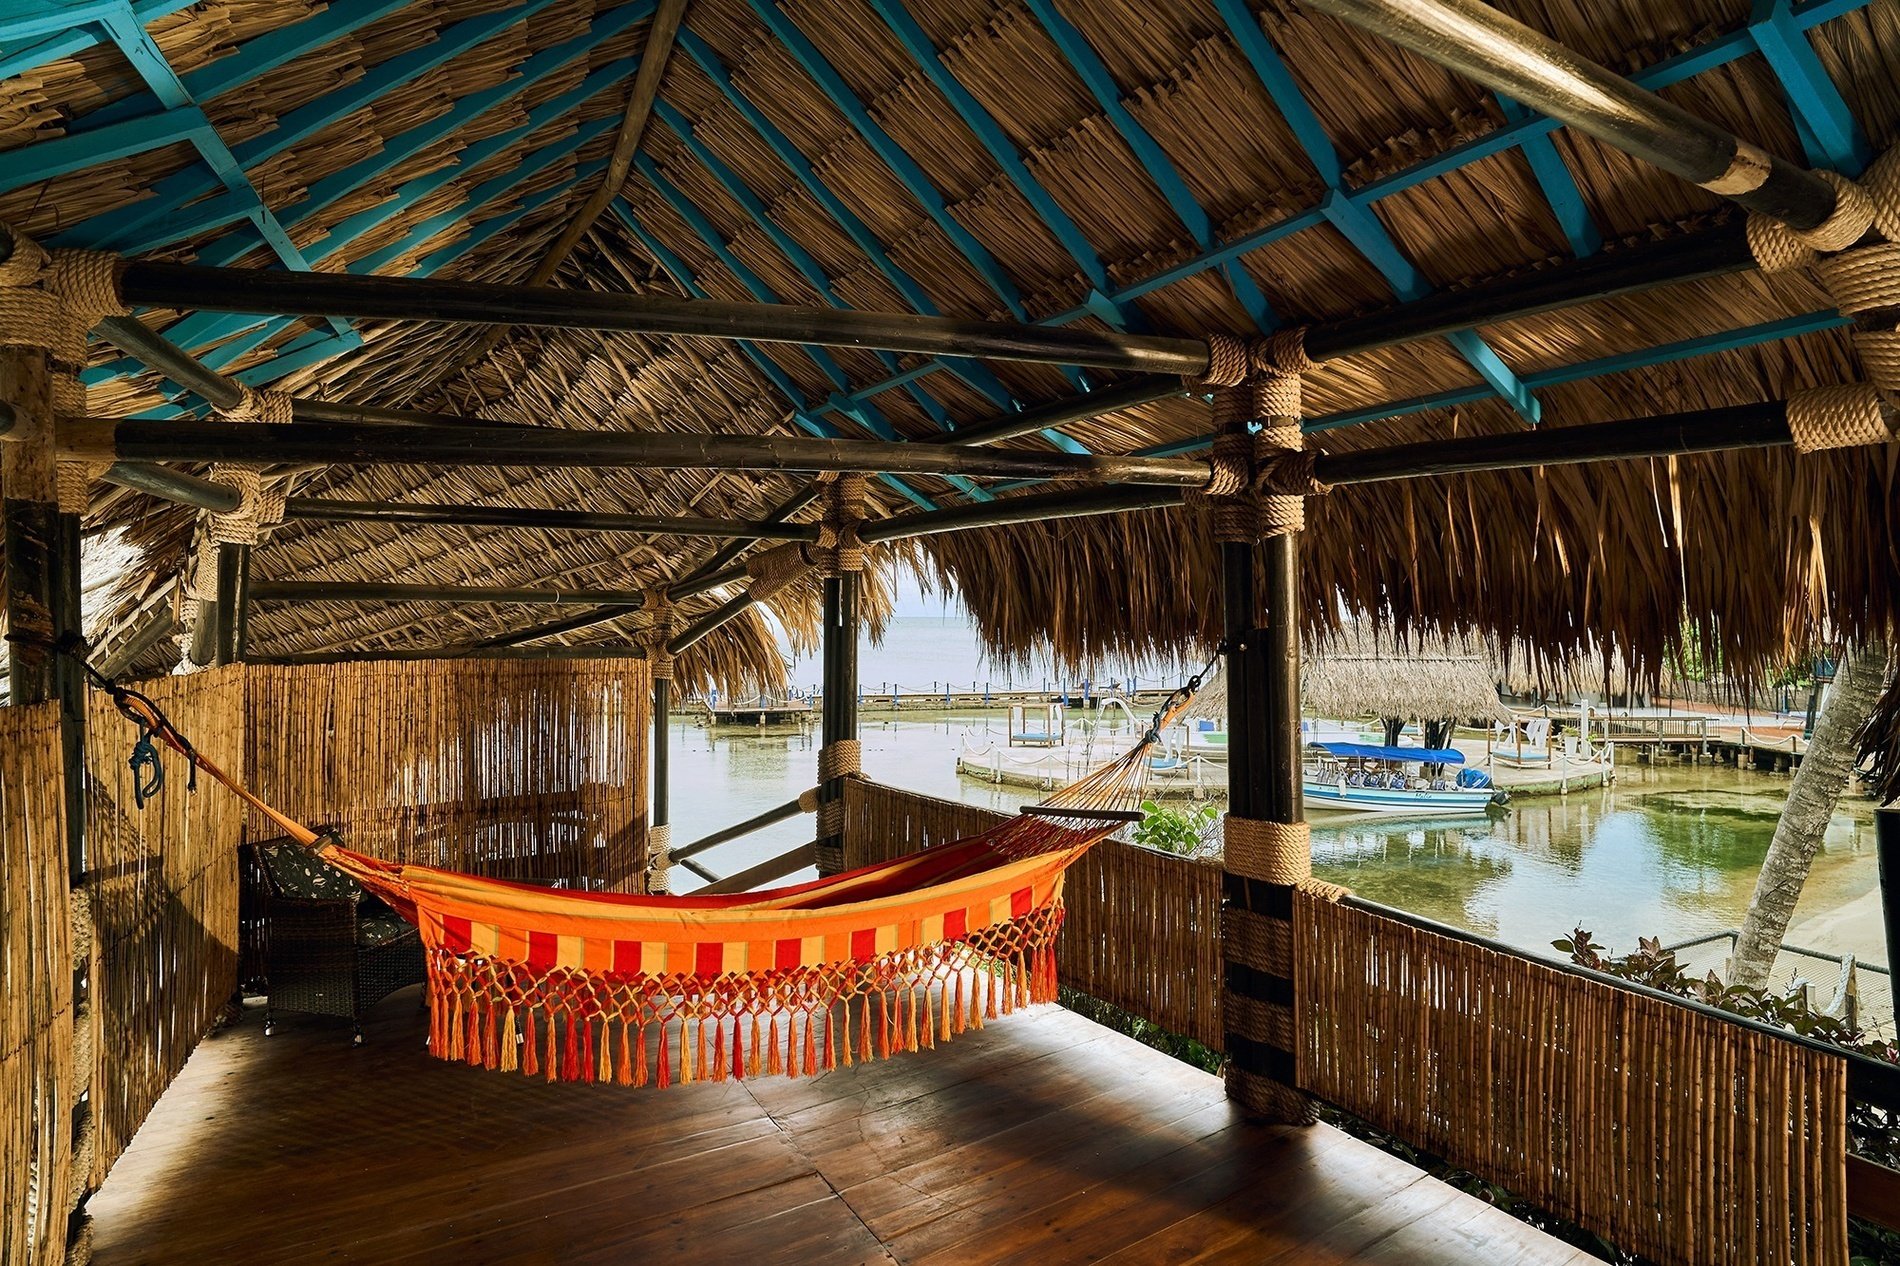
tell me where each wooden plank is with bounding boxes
[1849,1154,1900,1232]
[86,1000,1598,1266]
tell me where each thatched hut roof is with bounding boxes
[1186,628,1509,723]
[3,0,1896,686]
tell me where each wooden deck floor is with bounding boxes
[88,993,1604,1265]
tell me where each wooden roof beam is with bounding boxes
[1303,0,1843,231]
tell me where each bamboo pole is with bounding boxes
[61,416,1214,486]
[281,497,819,539]
[1302,0,1840,230]
[249,580,650,605]
[115,260,1213,375]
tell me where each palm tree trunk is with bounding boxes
[1729,641,1890,990]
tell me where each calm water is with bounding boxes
[664,710,1885,968]
[670,612,1886,973]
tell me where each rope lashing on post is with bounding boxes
[0,227,127,367]
[1186,330,1323,541]
[0,227,127,518]
[809,471,869,577]
[814,738,864,842]
[180,387,293,621]
[1223,816,1312,886]
[645,823,672,896]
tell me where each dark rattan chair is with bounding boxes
[249,839,425,1044]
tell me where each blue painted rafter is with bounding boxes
[648,100,1082,457]
[1748,0,1870,173]
[1494,95,1602,257]
[1021,0,1276,332]
[74,0,560,251]
[610,200,939,511]
[1211,0,1538,424]
[0,0,193,77]
[740,0,1031,327]
[866,0,1137,333]
[635,156,989,502]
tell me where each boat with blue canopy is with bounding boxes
[1303,742,1509,817]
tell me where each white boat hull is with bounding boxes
[1302,779,1499,817]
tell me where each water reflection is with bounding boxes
[667,718,1883,967]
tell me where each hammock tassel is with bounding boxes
[823,1009,837,1072]
[484,1001,501,1071]
[465,999,483,1069]
[655,1024,670,1090]
[522,1010,539,1078]
[544,1008,559,1083]
[749,1014,764,1079]
[501,1008,519,1074]
[679,1018,695,1085]
[599,1019,614,1084]
[860,996,874,1064]
[447,993,465,1062]
[954,973,966,1036]
[766,1017,782,1076]
[562,1011,582,1082]
[906,987,921,1053]
[697,1016,710,1083]
[712,1021,727,1083]
[630,1021,647,1088]
[786,1015,801,1079]
[803,1011,818,1073]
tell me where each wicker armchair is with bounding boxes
[249,839,425,1044]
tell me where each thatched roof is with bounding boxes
[4,0,1897,686]
[1186,627,1509,723]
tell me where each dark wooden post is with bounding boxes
[1879,810,1900,979]
[637,590,677,894]
[3,345,58,704]
[816,571,859,874]
[651,674,670,876]
[1214,345,1320,1125]
[212,542,249,666]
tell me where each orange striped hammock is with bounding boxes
[117,686,1188,1087]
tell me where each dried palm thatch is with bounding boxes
[2,0,1895,688]
[1184,627,1509,723]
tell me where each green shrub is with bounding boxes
[1131,799,1217,856]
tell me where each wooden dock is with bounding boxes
[86,996,1601,1265]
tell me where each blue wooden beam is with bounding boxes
[649,100,1051,455]
[674,30,1018,414]
[1495,95,1602,257]
[741,0,1029,324]
[1214,0,1537,424]
[1749,0,1870,174]
[0,0,192,77]
[611,199,939,511]
[866,0,1116,308]
[635,157,991,501]
[1021,0,1276,331]
[77,0,560,251]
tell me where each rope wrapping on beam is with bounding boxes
[744,542,812,601]
[1748,166,1881,273]
[1785,383,1897,452]
[817,739,862,782]
[52,377,107,515]
[1195,392,1256,543]
[1224,816,1312,886]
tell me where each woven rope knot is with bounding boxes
[0,229,124,366]
[745,542,811,601]
[1253,421,1306,538]
[1248,328,1312,380]
[1223,815,1311,885]
[220,385,294,424]
[1784,383,1896,451]
[810,473,869,576]
[1192,332,1249,388]
[1748,166,1882,273]
[639,588,675,680]
[1253,448,1329,498]
[645,822,672,895]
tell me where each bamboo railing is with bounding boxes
[842,780,1222,1047]
[83,667,247,1184]
[0,702,75,1266]
[1297,892,1855,1266]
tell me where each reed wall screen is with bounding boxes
[243,660,650,892]
[83,667,247,1184]
[1296,891,1850,1266]
[0,702,75,1266]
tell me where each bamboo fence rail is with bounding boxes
[842,780,1220,1046]
[242,660,650,892]
[84,667,246,1186]
[1296,893,1851,1266]
[0,703,74,1266]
